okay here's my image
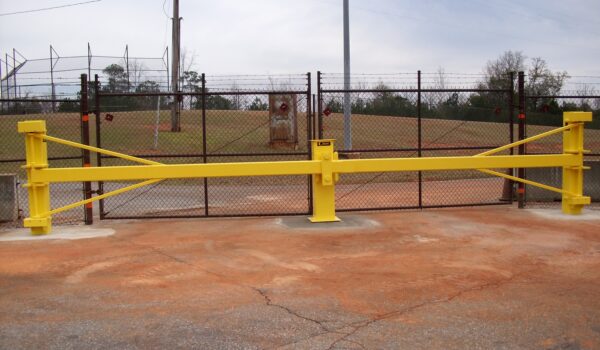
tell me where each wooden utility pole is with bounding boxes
[170,0,181,132]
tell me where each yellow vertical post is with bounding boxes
[18,120,52,234]
[310,140,340,222]
[562,112,592,215]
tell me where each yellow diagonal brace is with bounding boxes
[45,179,164,216]
[38,134,163,166]
[477,169,569,195]
[475,124,575,157]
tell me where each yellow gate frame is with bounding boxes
[18,112,592,235]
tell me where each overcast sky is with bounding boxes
[1,0,600,76]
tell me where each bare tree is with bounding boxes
[526,57,568,96]
[268,76,293,91]
[576,83,596,110]
[180,47,198,75]
[481,50,526,90]
[475,51,568,110]
[433,66,446,90]
[425,66,447,108]
[127,59,148,89]
[230,81,243,110]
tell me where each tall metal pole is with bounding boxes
[87,43,92,80]
[125,45,130,91]
[50,45,56,111]
[5,54,9,106]
[343,0,352,150]
[12,49,18,98]
[170,0,181,132]
[0,58,3,112]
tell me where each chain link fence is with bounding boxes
[3,72,600,227]
[317,72,514,211]
[95,74,313,218]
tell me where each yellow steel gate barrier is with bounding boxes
[18,112,592,235]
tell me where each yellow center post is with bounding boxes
[310,140,340,222]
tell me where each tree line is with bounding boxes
[323,52,599,128]
[3,51,598,129]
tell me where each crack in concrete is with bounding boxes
[277,270,531,350]
[324,271,525,350]
[253,287,331,333]
[115,235,533,350]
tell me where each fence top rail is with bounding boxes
[319,88,511,94]
[0,98,76,103]
[526,95,600,99]
[97,90,309,98]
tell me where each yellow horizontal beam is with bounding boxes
[31,154,579,183]
[332,154,578,174]
[33,160,322,182]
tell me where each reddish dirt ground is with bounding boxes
[1,206,600,349]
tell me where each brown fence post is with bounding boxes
[80,74,93,225]
[201,73,209,217]
[517,71,526,208]
[307,72,314,214]
[500,72,515,202]
[417,70,423,209]
[317,71,323,139]
[94,74,105,220]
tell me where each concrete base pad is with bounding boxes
[527,208,600,221]
[275,214,381,230]
[0,226,115,241]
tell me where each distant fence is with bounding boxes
[0,45,168,103]
[1,71,600,226]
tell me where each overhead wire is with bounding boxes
[0,0,102,17]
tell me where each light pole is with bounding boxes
[343,0,352,150]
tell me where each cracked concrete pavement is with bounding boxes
[1,206,600,349]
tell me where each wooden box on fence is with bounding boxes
[269,94,298,149]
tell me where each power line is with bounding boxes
[0,0,102,17]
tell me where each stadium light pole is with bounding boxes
[343,0,352,150]
[170,0,181,132]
